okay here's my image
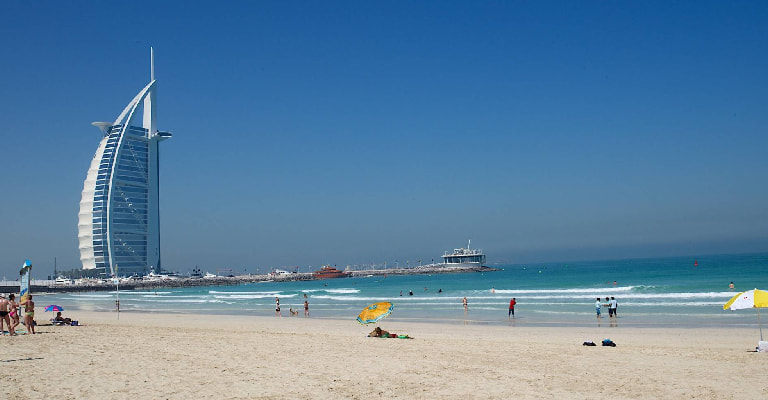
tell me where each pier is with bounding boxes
[0,264,498,294]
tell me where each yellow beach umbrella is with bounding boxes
[357,302,394,325]
[723,288,768,341]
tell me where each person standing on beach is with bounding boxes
[605,297,612,317]
[609,297,618,318]
[21,294,35,334]
[9,294,20,332]
[595,297,602,318]
[0,294,13,335]
[304,300,309,317]
[462,297,468,312]
[508,298,516,319]
[275,297,281,317]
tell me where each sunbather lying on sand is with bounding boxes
[367,326,412,338]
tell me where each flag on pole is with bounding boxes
[19,259,32,304]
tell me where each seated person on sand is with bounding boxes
[367,326,411,339]
[54,312,72,325]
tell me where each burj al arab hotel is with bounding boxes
[78,49,171,277]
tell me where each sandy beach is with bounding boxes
[1,311,766,399]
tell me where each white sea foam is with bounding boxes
[492,286,644,295]
[226,293,296,299]
[69,294,114,298]
[324,288,360,294]
[310,295,381,301]
[209,290,282,295]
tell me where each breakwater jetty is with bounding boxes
[0,265,498,294]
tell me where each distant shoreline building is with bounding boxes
[78,49,171,277]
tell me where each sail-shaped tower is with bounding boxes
[78,49,171,276]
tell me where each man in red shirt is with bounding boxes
[508,298,516,319]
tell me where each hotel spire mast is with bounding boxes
[78,48,172,277]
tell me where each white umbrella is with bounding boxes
[723,288,768,341]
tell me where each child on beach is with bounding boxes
[275,297,281,317]
[595,298,602,318]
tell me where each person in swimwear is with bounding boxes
[368,326,411,339]
[275,297,281,317]
[54,311,72,324]
[0,294,12,335]
[20,294,35,334]
[8,294,20,332]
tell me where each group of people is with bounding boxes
[595,296,618,318]
[274,296,309,317]
[0,293,36,335]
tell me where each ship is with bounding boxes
[313,265,349,279]
[441,240,486,268]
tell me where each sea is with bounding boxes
[38,252,768,328]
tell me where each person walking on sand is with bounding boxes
[0,294,13,335]
[275,297,281,317]
[595,297,602,318]
[462,297,468,312]
[21,294,35,334]
[9,294,20,332]
[508,298,516,319]
[304,300,309,317]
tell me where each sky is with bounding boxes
[1,1,767,278]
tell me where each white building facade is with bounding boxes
[78,52,171,276]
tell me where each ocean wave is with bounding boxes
[490,285,646,295]
[213,294,290,300]
[68,294,115,298]
[209,290,282,295]
[309,295,381,301]
[126,298,218,304]
[324,288,360,294]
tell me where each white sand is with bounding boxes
[1,311,766,399]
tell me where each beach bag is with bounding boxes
[602,339,616,347]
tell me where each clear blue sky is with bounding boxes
[1,1,767,278]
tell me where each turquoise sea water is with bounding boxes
[40,252,768,328]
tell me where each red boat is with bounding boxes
[313,266,349,279]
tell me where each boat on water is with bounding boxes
[313,266,349,279]
[54,277,73,285]
[442,240,486,268]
